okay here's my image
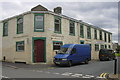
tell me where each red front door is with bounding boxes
[34,39,44,62]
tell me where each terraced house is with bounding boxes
[1,5,112,64]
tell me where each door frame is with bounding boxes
[32,37,46,63]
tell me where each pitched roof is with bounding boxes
[31,5,48,11]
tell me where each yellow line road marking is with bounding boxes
[103,73,107,78]
[100,73,104,77]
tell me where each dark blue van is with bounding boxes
[53,44,91,66]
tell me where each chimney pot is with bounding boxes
[54,7,62,14]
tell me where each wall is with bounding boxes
[0,22,2,61]
[2,13,33,64]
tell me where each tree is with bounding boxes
[116,45,120,53]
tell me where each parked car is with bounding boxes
[53,44,91,67]
[99,49,115,61]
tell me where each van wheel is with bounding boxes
[100,59,103,61]
[68,61,72,67]
[85,59,89,64]
[108,57,111,61]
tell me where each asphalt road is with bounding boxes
[1,57,120,79]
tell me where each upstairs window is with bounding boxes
[104,32,107,42]
[16,41,24,52]
[80,24,84,38]
[87,26,91,39]
[34,14,44,32]
[17,17,23,34]
[54,16,61,33]
[3,22,8,36]
[53,41,63,50]
[69,20,75,36]
[99,31,102,40]
[94,29,97,39]
[108,34,111,43]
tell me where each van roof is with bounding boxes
[62,44,90,48]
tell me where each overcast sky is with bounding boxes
[0,1,118,43]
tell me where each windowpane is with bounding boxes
[100,31,102,40]
[35,15,44,31]
[16,41,24,52]
[55,23,60,32]
[108,34,111,43]
[109,45,111,48]
[80,24,84,38]
[101,45,104,49]
[94,29,97,39]
[53,41,63,50]
[95,44,99,51]
[104,32,107,42]
[54,17,61,33]
[87,26,91,39]
[17,17,23,34]
[3,22,8,36]
[105,45,107,49]
[69,21,75,35]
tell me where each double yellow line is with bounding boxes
[100,73,108,78]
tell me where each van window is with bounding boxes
[108,50,113,54]
[71,48,76,54]
[58,48,68,53]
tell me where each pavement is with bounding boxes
[107,57,120,80]
[2,62,55,70]
[109,74,120,79]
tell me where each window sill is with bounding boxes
[34,30,44,32]
[16,51,24,52]
[17,32,23,34]
[69,34,75,36]
[54,31,62,34]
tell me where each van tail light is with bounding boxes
[100,54,104,56]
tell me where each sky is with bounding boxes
[0,1,119,43]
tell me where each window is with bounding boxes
[80,40,84,44]
[94,29,97,39]
[87,26,91,39]
[54,16,61,33]
[53,41,63,50]
[16,41,24,52]
[17,17,23,34]
[95,44,99,51]
[104,32,107,42]
[99,31,102,40]
[71,48,76,54]
[3,22,8,36]
[34,14,44,32]
[108,34,111,43]
[80,24,84,38]
[69,20,75,36]
[109,45,111,49]
[101,45,104,49]
[105,45,107,49]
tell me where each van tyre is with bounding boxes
[68,61,72,67]
[108,58,112,61]
[85,59,89,64]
